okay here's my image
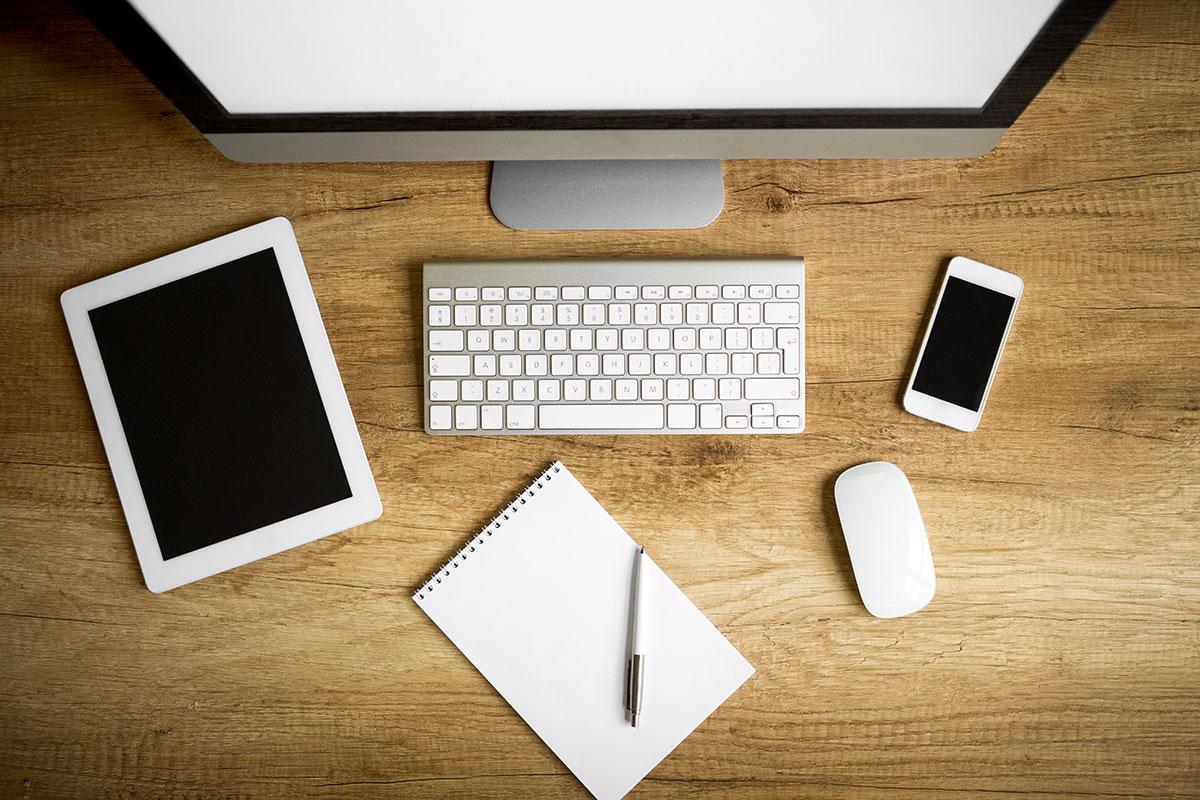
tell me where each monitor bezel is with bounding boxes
[77,0,1114,135]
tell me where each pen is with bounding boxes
[627,545,648,727]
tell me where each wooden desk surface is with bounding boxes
[2,2,1198,798]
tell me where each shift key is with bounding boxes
[744,378,801,400]
[429,355,471,377]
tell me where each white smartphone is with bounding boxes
[903,256,1023,432]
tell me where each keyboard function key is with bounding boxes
[696,285,719,299]
[588,286,613,300]
[429,288,452,301]
[722,285,746,299]
[535,286,559,300]
[455,287,479,302]
[616,286,638,299]
[508,286,532,301]
[481,287,505,301]
[641,285,666,300]
[749,285,772,299]
[777,285,801,299]
[668,285,693,300]
[562,286,585,300]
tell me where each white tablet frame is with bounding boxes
[903,256,1023,432]
[61,217,382,592]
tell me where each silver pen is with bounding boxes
[626,545,648,727]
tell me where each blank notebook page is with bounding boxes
[413,462,754,800]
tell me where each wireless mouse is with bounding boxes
[833,461,936,618]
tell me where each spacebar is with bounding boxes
[539,404,665,430]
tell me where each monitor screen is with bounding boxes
[128,0,1061,115]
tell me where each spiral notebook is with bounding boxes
[413,462,754,800]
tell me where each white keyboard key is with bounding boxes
[680,353,703,376]
[525,354,548,376]
[584,303,606,325]
[535,286,558,300]
[654,354,677,375]
[725,327,748,350]
[608,303,631,325]
[505,305,529,326]
[513,380,535,401]
[596,329,618,351]
[719,378,742,400]
[531,304,555,326]
[752,403,774,416]
[757,352,781,374]
[545,329,567,351]
[493,330,515,351]
[686,303,709,324]
[473,355,496,376]
[557,304,580,325]
[487,379,510,401]
[661,303,683,325]
[777,284,801,299]
[428,305,451,327]
[538,379,561,401]
[615,285,638,299]
[667,403,697,429]
[642,285,666,300]
[751,327,774,349]
[667,379,690,400]
[635,303,657,325]
[779,328,802,374]
[752,416,774,429]
[455,405,478,431]
[647,329,671,350]
[700,403,722,429]
[732,353,755,375]
[506,405,535,429]
[429,330,464,351]
[622,328,644,350]
[455,287,479,302]
[454,305,476,327]
[540,404,664,430]
[777,415,802,429]
[499,355,522,376]
[518,329,541,351]
[737,302,761,325]
[745,378,802,400]
[481,405,503,430]
[616,379,638,400]
[480,304,503,326]
[694,378,717,400]
[564,379,587,400]
[722,285,746,300]
[429,288,451,301]
[562,286,585,300]
[602,353,625,375]
[462,380,484,401]
[725,415,749,429]
[429,355,470,377]
[641,378,664,400]
[570,329,593,350]
[429,380,458,401]
[577,354,600,375]
[467,330,490,351]
[588,286,613,300]
[696,285,719,299]
[673,328,697,350]
[749,285,772,299]
[764,302,801,324]
[508,286,532,301]
[430,405,452,430]
[590,378,612,400]
[629,354,652,375]
[668,285,693,300]
[551,354,573,376]
[706,353,729,375]
[482,287,504,301]
[699,328,722,350]
[712,303,735,324]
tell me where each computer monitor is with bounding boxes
[81,1,1113,230]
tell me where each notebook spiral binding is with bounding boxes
[414,461,563,601]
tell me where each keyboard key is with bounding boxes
[584,304,606,325]
[564,379,587,400]
[700,403,722,429]
[608,303,631,325]
[719,378,741,400]
[590,379,612,400]
[429,330,464,351]
[725,415,749,429]
[429,288,451,301]
[551,354,573,376]
[506,405,535,429]
[616,379,638,400]
[473,355,496,376]
[777,284,800,299]
[430,405,452,430]
[535,286,558,300]
[505,305,529,326]
[429,355,470,376]
[667,403,697,429]
[764,302,801,324]
[577,354,600,375]
[525,354,547,376]
[487,379,509,401]
[562,286,585,300]
[493,330,515,351]
[429,380,458,401]
[455,405,478,431]
[482,287,505,301]
[661,303,683,325]
[752,403,774,416]
[694,378,716,400]
[461,380,484,401]
[540,404,664,430]
[668,285,693,300]
[725,327,748,350]
[667,379,690,400]
[779,328,802,374]
[499,355,522,376]
[706,353,729,375]
[602,353,625,375]
[531,304,555,326]
[696,285,719,299]
[481,405,503,430]
[654,354,677,375]
[686,303,709,324]
[545,329,567,351]
[699,328,722,350]
[428,305,451,327]
[642,285,666,300]
[513,380,535,401]
[615,286,638,299]
[751,327,774,349]
[508,287,532,301]
[712,303,735,324]
[745,378,802,400]
[732,353,755,375]
[629,354,652,375]
[455,287,478,302]
[622,328,645,350]
[467,330,490,351]
[749,285,772,299]
[480,304,502,326]
[679,353,703,375]
[777,415,802,429]
[722,285,746,299]
[647,329,671,350]
[570,329,593,350]
[635,303,657,325]
[757,353,781,374]
[673,328,697,350]
[518,329,541,351]
[454,305,477,326]
[737,302,761,325]
[641,378,664,400]
[538,379,561,401]
[588,286,613,300]
[752,416,774,429]
[557,304,580,325]
[596,329,618,351]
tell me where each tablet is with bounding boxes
[62,217,381,592]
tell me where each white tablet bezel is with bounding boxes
[61,217,382,592]
[903,256,1023,432]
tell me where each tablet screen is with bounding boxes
[88,248,352,560]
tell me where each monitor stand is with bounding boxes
[489,160,724,231]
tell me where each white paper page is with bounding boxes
[414,463,754,800]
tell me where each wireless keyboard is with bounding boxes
[423,259,804,435]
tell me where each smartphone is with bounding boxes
[903,256,1022,432]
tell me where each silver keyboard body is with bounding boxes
[423,259,804,436]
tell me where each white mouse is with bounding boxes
[834,461,936,618]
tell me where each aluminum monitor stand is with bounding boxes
[489,160,725,231]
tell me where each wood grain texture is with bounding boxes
[1,1,1197,799]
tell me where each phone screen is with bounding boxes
[912,276,1015,411]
